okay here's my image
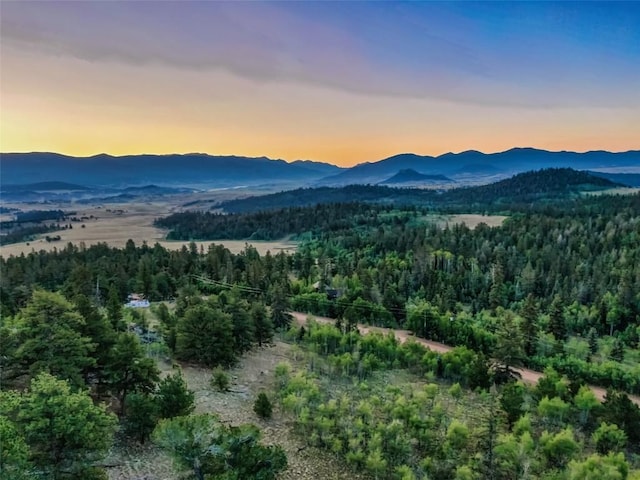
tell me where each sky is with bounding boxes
[1,1,639,167]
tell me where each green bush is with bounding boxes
[254,392,273,419]
[211,367,230,392]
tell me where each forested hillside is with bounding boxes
[218,168,622,214]
[156,203,423,241]
[2,186,639,479]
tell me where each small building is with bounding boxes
[126,293,150,308]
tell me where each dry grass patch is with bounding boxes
[447,213,507,228]
[422,213,507,229]
[0,201,297,257]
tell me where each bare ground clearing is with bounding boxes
[419,213,507,229]
[106,341,363,480]
[291,312,640,406]
[0,201,296,257]
[444,214,507,229]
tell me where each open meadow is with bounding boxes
[0,199,297,257]
[1,197,506,258]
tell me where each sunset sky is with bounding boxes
[1,1,639,166]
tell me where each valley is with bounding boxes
[3,3,640,478]
[2,168,640,480]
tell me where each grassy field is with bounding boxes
[0,201,297,257]
[446,213,507,228]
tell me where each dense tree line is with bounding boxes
[0,223,61,246]
[155,203,423,241]
[0,239,292,314]
[282,195,640,393]
[14,209,71,223]
[288,207,640,333]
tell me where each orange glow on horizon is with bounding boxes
[2,129,639,168]
[2,50,638,168]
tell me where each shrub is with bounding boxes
[211,367,230,392]
[254,392,273,419]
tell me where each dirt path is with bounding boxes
[291,311,640,406]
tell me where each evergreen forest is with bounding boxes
[1,171,639,479]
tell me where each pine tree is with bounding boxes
[226,296,256,354]
[500,382,526,427]
[156,372,195,418]
[548,295,567,349]
[72,294,116,385]
[124,392,159,444]
[253,392,273,419]
[493,309,525,382]
[106,284,124,331]
[252,303,274,347]
[14,290,95,387]
[176,304,236,367]
[587,327,599,357]
[269,283,291,330]
[105,332,159,415]
[520,294,539,357]
[211,367,230,392]
[156,302,177,351]
[18,373,117,478]
[610,337,624,362]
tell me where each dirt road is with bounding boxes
[290,311,640,406]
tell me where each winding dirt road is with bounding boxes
[290,311,640,406]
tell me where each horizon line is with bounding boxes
[2,146,638,169]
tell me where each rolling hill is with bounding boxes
[219,168,625,213]
[379,169,454,185]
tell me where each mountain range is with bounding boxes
[317,148,640,186]
[1,148,638,189]
[0,153,345,189]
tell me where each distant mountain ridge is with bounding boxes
[318,148,640,186]
[1,148,638,189]
[2,181,89,192]
[0,152,345,188]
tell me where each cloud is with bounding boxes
[1,2,639,109]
